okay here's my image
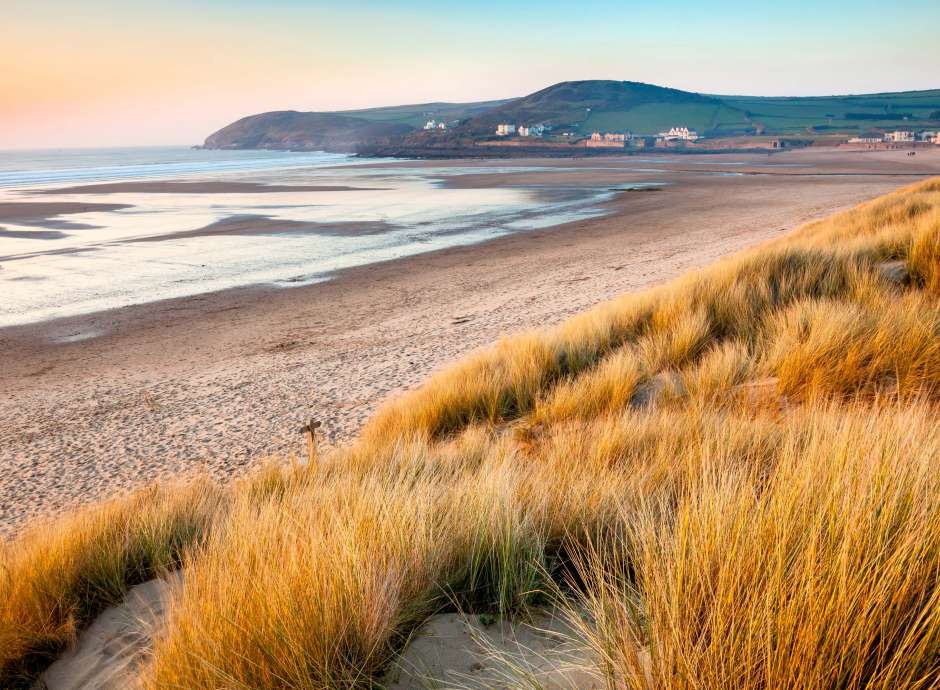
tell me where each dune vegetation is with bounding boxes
[3,179,940,688]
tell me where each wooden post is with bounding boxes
[301,418,321,465]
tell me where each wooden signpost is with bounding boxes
[300,418,321,464]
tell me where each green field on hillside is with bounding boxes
[466,83,940,138]
[579,91,940,136]
[582,102,752,135]
[719,91,940,134]
[337,100,512,128]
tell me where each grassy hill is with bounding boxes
[3,179,940,688]
[202,81,940,151]
[461,80,722,133]
[565,87,940,137]
[581,101,751,136]
[468,82,940,137]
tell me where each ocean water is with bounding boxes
[0,147,622,328]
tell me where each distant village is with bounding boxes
[848,130,940,146]
[490,122,940,149]
[488,122,700,148]
[423,115,940,151]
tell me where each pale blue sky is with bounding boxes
[4,0,939,147]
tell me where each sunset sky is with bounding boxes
[3,0,939,150]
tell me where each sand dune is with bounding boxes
[41,575,178,690]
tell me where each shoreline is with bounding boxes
[3,150,939,535]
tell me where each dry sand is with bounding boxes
[43,580,597,690]
[383,609,601,689]
[2,148,940,536]
[39,575,179,690]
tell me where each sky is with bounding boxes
[2,0,939,149]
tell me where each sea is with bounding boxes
[0,147,622,328]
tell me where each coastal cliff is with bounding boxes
[202,111,413,152]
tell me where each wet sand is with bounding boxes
[0,201,131,228]
[0,228,70,240]
[2,148,939,536]
[32,180,381,195]
[127,215,397,242]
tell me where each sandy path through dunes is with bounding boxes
[3,149,939,535]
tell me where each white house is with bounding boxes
[918,131,936,141]
[517,124,546,137]
[424,120,437,130]
[848,136,883,144]
[437,122,447,130]
[659,126,699,141]
[495,123,516,136]
[884,131,915,142]
[586,131,631,148]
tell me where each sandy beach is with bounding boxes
[2,148,939,535]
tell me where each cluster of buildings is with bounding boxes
[584,127,703,148]
[423,119,448,131]
[484,118,940,150]
[848,130,940,144]
[592,132,628,142]
[585,131,631,148]
[494,122,702,146]
[495,123,546,137]
[658,126,700,141]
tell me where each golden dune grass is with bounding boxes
[569,404,940,690]
[0,479,224,682]
[2,179,940,688]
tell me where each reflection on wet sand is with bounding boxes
[0,201,131,228]
[32,180,384,195]
[128,215,398,242]
[0,155,617,326]
[0,228,69,240]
